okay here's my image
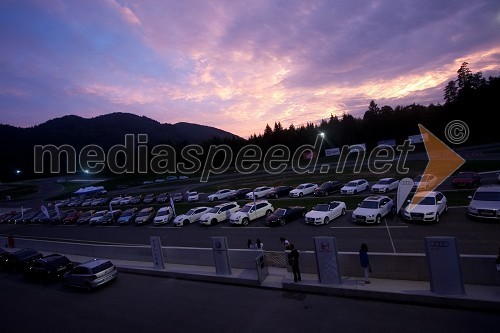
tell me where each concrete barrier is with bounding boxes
[2,236,499,285]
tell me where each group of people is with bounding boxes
[247,239,264,250]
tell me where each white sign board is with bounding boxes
[313,237,342,284]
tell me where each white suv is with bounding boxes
[341,179,369,195]
[199,202,241,225]
[153,206,174,225]
[229,201,274,225]
[403,191,447,223]
[467,185,500,220]
[352,196,393,224]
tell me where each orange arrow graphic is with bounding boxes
[409,124,465,207]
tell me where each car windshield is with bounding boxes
[457,172,473,178]
[137,210,151,217]
[185,209,195,215]
[91,261,113,274]
[313,204,329,211]
[274,208,286,216]
[378,179,393,185]
[415,197,436,205]
[94,212,105,217]
[209,207,220,213]
[240,205,253,212]
[297,185,306,189]
[188,192,198,196]
[157,210,169,216]
[346,181,357,187]
[122,210,134,216]
[81,212,92,217]
[360,201,379,209]
[473,191,500,201]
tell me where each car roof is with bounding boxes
[214,202,237,207]
[475,185,500,193]
[158,207,171,211]
[364,195,389,201]
[139,207,154,212]
[78,258,112,269]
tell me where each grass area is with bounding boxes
[0,184,38,201]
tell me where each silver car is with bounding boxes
[63,259,118,291]
[467,185,500,220]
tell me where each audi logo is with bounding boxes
[401,180,413,185]
[429,241,449,248]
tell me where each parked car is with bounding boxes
[4,248,43,272]
[313,181,343,196]
[305,201,346,225]
[403,191,448,223]
[228,188,253,200]
[371,178,399,193]
[135,207,156,225]
[412,174,438,191]
[290,183,318,198]
[352,195,394,224]
[129,195,143,205]
[208,189,236,202]
[199,202,241,225]
[172,192,184,203]
[153,206,174,225]
[187,191,200,202]
[81,199,93,207]
[167,176,178,181]
[452,172,481,188]
[142,194,155,204]
[119,196,133,205]
[266,186,293,199]
[173,207,211,226]
[179,175,189,180]
[246,187,274,200]
[109,196,123,206]
[100,210,122,225]
[467,185,500,220]
[76,210,95,225]
[265,206,307,226]
[156,193,170,204]
[116,207,138,225]
[341,179,369,195]
[89,210,108,225]
[229,201,274,226]
[0,248,9,266]
[63,259,118,291]
[63,210,82,225]
[25,254,74,281]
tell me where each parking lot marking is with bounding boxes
[384,219,397,253]
[329,225,408,229]
[220,226,270,229]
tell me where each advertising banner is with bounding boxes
[212,237,231,275]
[150,236,165,270]
[313,237,342,284]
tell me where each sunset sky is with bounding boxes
[1,0,499,138]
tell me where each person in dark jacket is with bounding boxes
[289,244,301,282]
[359,243,371,284]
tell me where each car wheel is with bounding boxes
[84,282,92,292]
[211,219,217,226]
[279,219,286,226]
[299,192,303,197]
[324,217,329,225]
[341,208,346,216]
[353,190,357,195]
[375,215,381,225]
[183,219,190,226]
[301,210,306,217]
[275,194,279,199]
[444,204,448,213]
[213,197,218,201]
[242,218,249,226]
[265,210,272,217]
[435,213,440,223]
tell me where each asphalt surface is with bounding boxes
[1,270,499,333]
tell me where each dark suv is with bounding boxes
[26,254,74,281]
[4,248,43,272]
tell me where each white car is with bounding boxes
[153,206,174,225]
[467,185,500,220]
[245,187,274,199]
[341,179,369,195]
[119,196,133,205]
[187,191,200,202]
[208,189,235,202]
[109,196,122,205]
[199,202,241,225]
[173,207,211,226]
[289,183,318,198]
[229,201,274,226]
[352,195,394,224]
[305,201,346,225]
[371,178,399,193]
[403,191,448,223]
[412,174,438,191]
[89,210,108,225]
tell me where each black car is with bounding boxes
[265,206,307,226]
[156,193,170,204]
[142,194,156,204]
[314,181,343,196]
[227,188,252,200]
[172,192,184,203]
[25,254,74,281]
[266,186,293,199]
[4,248,43,272]
[100,210,122,225]
[76,210,95,225]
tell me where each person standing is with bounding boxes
[247,239,254,249]
[280,237,291,250]
[289,244,301,282]
[359,243,371,284]
[256,239,264,250]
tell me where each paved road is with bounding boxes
[2,208,499,255]
[1,271,498,333]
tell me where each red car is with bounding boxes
[63,210,82,225]
[452,172,481,188]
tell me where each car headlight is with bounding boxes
[425,212,435,216]
[468,206,477,213]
